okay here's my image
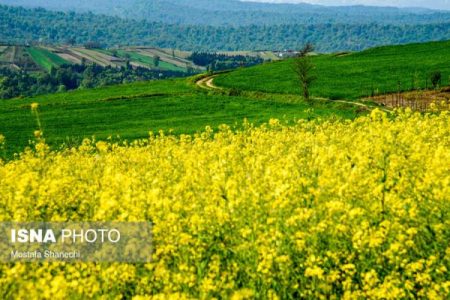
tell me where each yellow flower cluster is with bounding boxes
[0,109,449,299]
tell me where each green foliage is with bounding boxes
[215,41,450,100]
[1,5,449,52]
[430,71,442,89]
[2,0,450,26]
[189,52,263,71]
[0,64,188,99]
[293,44,316,100]
[153,55,160,68]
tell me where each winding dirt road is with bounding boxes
[195,74,389,112]
[196,75,221,90]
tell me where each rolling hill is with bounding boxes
[215,40,450,100]
[1,0,449,26]
[1,40,449,157]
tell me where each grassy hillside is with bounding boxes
[215,41,450,100]
[26,47,69,71]
[0,77,361,156]
[3,40,448,156]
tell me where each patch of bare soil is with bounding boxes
[368,87,450,111]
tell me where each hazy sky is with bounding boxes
[246,0,450,10]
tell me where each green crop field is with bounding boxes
[26,47,69,71]
[99,49,187,72]
[0,77,360,157]
[215,40,450,100]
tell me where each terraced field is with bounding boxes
[44,46,83,64]
[159,48,192,59]
[97,49,164,69]
[1,45,276,73]
[0,46,39,70]
[71,48,126,67]
[26,47,69,71]
[130,48,194,71]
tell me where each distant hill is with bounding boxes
[0,0,449,25]
[1,5,449,52]
[215,40,450,99]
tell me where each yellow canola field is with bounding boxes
[0,109,449,299]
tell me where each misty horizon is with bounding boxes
[243,0,450,10]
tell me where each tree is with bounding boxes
[293,43,316,100]
[84,41,101,49]
[81,66,95,88]
[430,71,442,89]
[153,56,160,68]
[65,37,76,46]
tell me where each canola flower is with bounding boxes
[0,109,449,299]
[30,103,39,111]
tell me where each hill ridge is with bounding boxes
[1,5,450,52]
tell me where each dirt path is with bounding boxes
[196,75,222,90]
[196,74,389,112]
[315,97,389,112]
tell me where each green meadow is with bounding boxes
[215,40,450,100]
[0,78,360,157]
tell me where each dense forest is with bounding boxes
[189,52,264,71]
[0,64,187,99]
[1,5,450,52]
[1,0,449,26]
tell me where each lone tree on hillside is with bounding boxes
[293,43,316,100]
[153,55,160,68]
[430,71,442,89]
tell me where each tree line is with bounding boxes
[4,0,450,26]
[189,52,264,71]
[1,5,449,52]
[0,64,187,99]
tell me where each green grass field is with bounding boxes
[215,40,450,100]
[0,77,360,157]
[26,47,69,72]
